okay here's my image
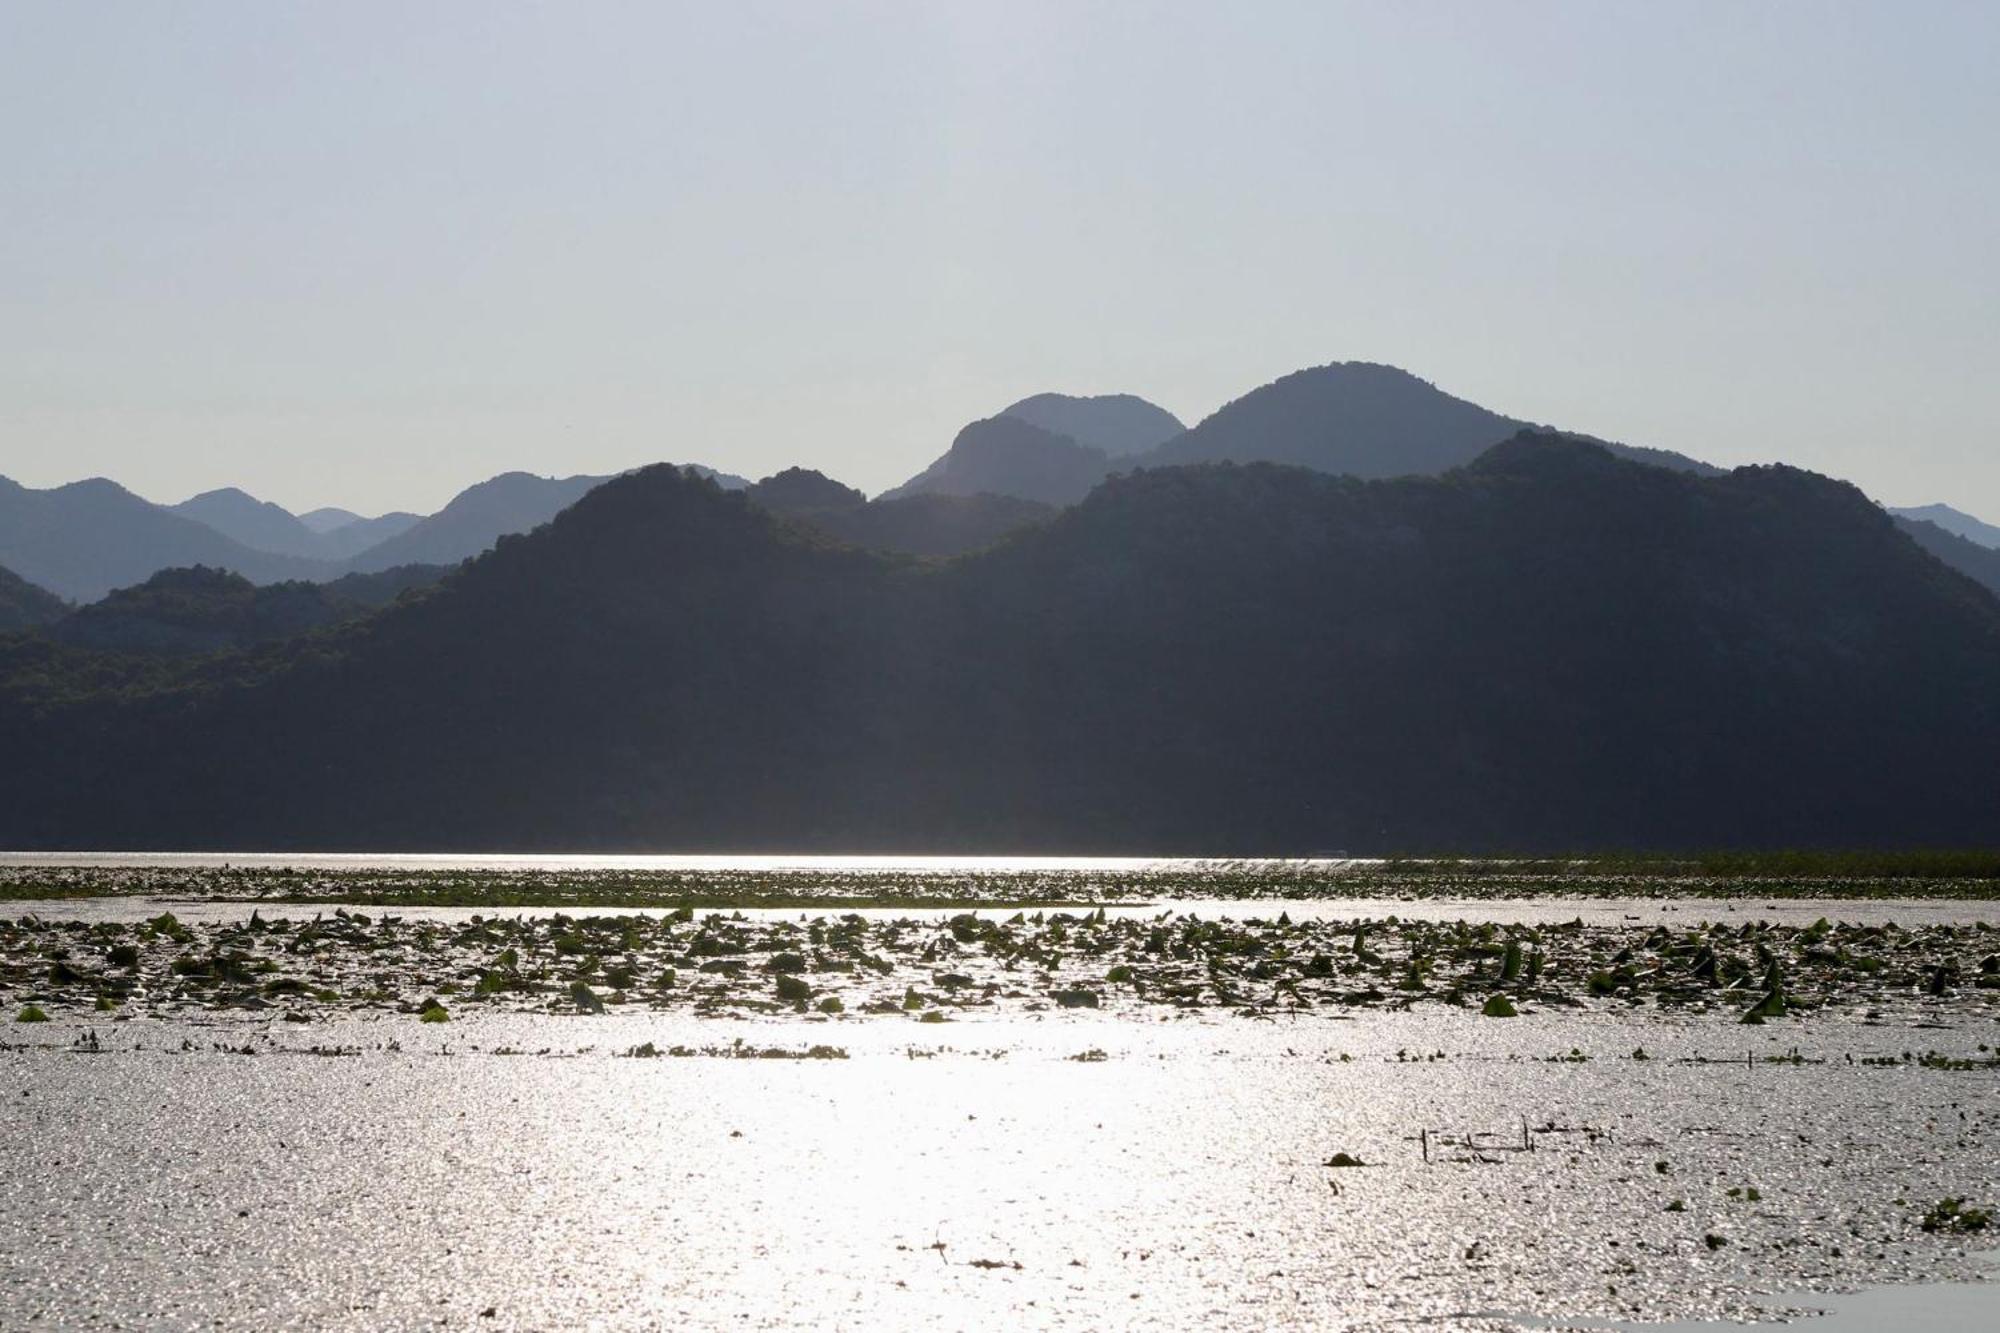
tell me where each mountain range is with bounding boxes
[3,433,1997,851]
[1889,503,2000,551]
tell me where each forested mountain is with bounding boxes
[4,434,1996,852]
[999,393,1184,456]
[0,565,67,633]
[748,468,1052,557]
[1891,503,2000,550]
[881,416,1114,506]
[341,471,614,573]
[0,475,332,602]
[44,567,375,656]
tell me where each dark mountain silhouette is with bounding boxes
[0,474,332,602]
[881,416,1114,506]
[344,466,745,573]
[1000,393,1184,456]
[341,471,613,573]
[43,562,447,658]
[0,564,68,632]
[746,468,1052,557]
[1136,361,1720,479]
[814,493,1054,558]
[4,435,1996,852]
[322,563,451,608]
[1891,503,2000,551]
[45,566,377,656]
[1893,517,2000,601]
[746,468,869,515]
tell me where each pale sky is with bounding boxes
[3,1,1996,517]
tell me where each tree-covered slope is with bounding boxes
[4,439,1996,852]
[0,564,68,633]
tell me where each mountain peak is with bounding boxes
[999,392,1185,457]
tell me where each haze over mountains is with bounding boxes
[4,433,1996,851]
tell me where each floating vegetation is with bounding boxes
[1919,1197,1993,1234]
[0,903,1992,1028]
[8,857,2000,911]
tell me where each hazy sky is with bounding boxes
[3,2,1996,517]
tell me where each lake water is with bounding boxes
[2,854,1994,1329]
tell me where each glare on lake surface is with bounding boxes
[1,856,1994,1329]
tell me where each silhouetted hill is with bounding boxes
[343,466,745,572]
[1893,517,2000,601]
[882,417,1114,506]
[1137,361,1719,479]
[47,566,371,656]
[1000,393,1184,456]
[747,468,869,515]
[341,471,613,572]
[0,475,332,602]
[322,563,450,608]
[748,469,1051,558]
[171,488,328,559]
[4,439,1997,851]
[0,564,68,632]
[1891,503,2000,551]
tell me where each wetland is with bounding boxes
[1,857,1994,1330]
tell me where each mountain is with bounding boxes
[812,493,1055,558]
[745,468,869,516]
[1137,361,1721,479]
[999,393,1184,456]
[47,566,373,656]
[1893,517,2000,601]
[313,511,424,560]
[299,507,363,534]
[0,564,67,633]
[343,466,744,573]
[341,471,614,573]
[881,416,1114,506]
[1891,503,2000,551]
[746,468,1052,557]
[5,436,1997,852]
[0,475,332,602]
[170,488,328,559]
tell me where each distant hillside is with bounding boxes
[881,416,1114,507]
[0,565,68,633]
[1000,393,1184,456]
[171,491,422,561]
[813,492,1054,558]
[170,489,328,559]
[748,468,1052,557]
[341,472,613,573]
[344,466,744,573]
[1894,516,2000,601]
[322,563,450,608]
[300,507,363,534]
[1137,361,1723,482]
[47,566,371,656]
[1891,503,2000,551]
[0,475,332,602]
[6,436,1997,851]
